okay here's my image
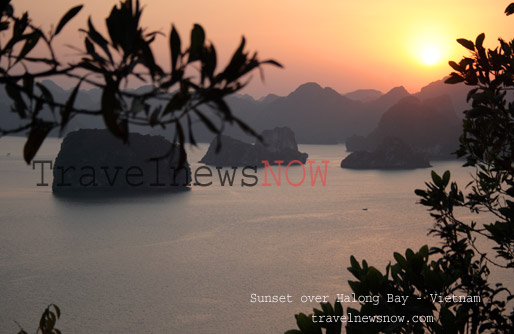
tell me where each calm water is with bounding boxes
[0,137,487,333]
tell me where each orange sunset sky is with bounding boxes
[13,0,514,98]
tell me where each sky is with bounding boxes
[12,0,514,98]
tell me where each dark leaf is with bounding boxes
[170,25,181,74]
[233,117,262,141]
[448,61,462,72]
[163,92,189,115]
[186,114,196,145]
[475,33,485,49]
[129,96,147,115]
[15,31,41,64]
[212,97,231,116]
[445,73,465,84]
[466,88,478,102]
[175,121,187,167]
[139,38,162,77]
[52,304,61,319]
[77,59,105,73]
[106,5,123,50]
[85,37,95,55]
[393,252,407,268]
[442,170,450,186]
[414,189,427,197]
[261,59,283,68]
[101,81,127,141]
[13,12,28,38]
[22,74,33,97]
[0,21,9,32]
[506,3,514,16]
[34,97,44,116]
[24,121,53,164]
[457,38,475,51]
[149,106,161,127]
[160,69,183,89]
[5,81,27,118]
[188,24,205,62]
[60,80,82,135]
[84,37,106,65]
[36,82,55,112]
[222,37,247,82]
[55,5,83,36]
[194,109,219,134]
[202,44,217,83]
[84,18,113,64]
[431,171,443,187]
[466,106,490,118]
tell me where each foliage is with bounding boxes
[0,0,281,164]
[287,3,514,334]
[16,304,61,334]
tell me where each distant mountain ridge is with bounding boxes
[213,82,419,145]
[0,78,470,147]
[343,89,383,102]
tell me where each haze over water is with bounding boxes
[0,137,480,333]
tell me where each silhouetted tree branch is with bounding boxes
[287,3,514,334]
[0,0,282,164]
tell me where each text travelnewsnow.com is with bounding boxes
[250,293,482,324]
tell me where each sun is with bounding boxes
[407,23,449,67]
[420,46,441,65]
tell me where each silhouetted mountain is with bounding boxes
[288,82,340,100]
[0,78,470,147]
[415,79,470,118]
[254,83,363,143]
[370,86,411,109]
[259,93,281,104]
[222,82,411,144]
[344,89,383,102]
[237,94,256,102]
[346,95,460,159]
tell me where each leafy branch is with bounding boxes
[0,0,282,163]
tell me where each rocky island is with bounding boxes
[52,129,191,193]
[346,95,460,159]
[341,137,431,170]
[200,127,308,166]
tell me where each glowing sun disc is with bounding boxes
[421,47,440,65]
